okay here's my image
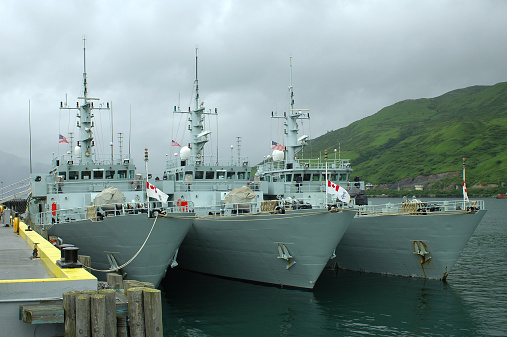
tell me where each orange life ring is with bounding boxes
[177,199,182,206]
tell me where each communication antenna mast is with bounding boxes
[118,132,124,161]
[236,137,242,165]
[69,132,74,161]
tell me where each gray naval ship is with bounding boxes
[25,41,192,287]
[256,60,486,281]
[154,51,355,289]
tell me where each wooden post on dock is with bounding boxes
[75,294,91,337]
[127,287,145,337]
[60,284,162,336]
[107,272,123,289]
[143,288,163,337]
[63,290,79,337]
[99,289,117,336]
[90,293,106,336]
[78,255,91,268]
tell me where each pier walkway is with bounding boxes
[0,213,97,336]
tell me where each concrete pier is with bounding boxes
[0,212,97,336]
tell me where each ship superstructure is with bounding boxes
[155,51,354,289]
[25,40,192,287]
[257,59,486,281]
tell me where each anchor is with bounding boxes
[277,244,296,269]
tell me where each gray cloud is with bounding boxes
[1,0,506,179]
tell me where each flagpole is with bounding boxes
[463,157,467,209]
[29,99,33,174]
[325,150,328,207]
[145,148,149,217]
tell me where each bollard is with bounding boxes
[59,244,75,260]
[13,217,19,233]
[57,247,83,268]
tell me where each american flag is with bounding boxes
[271,141,286,151]
[59,134,69,144]
[172,140,181,147]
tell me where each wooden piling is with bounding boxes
[78,255,91,268]
[90,294,106,337]
[107,273,123,289]
[127,287,146,337]
[99,289,117,337]
[63,290,79,337]
[143,288,163,337]
[37,282,163,336]
[75,294,91,337]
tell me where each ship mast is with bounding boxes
[61,37,110,165]
[271,57,310,166]
[173,48,217,165]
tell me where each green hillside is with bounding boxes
[307,82,507,189]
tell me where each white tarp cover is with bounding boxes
[93,186,125,210]
[224,186,257,209]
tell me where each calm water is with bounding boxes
[160,198,506,336]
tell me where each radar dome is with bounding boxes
[180,146,191,160]
[272,150,284,162]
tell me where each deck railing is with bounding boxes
[357,199,485,216]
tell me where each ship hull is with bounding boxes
[47,213,192,287]
[176,209,355,289]
[333,210,486,279]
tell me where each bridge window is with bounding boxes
[69,171,79,180]
[227,172,235,179]
[59,172,67,180]
[118,170,127,179]
[195,171,204,179]
[93,170,104,179]
[238,172,245,179]
[312,174,320,181]
[206,171,214,179]
[106,170,115,179]
[303,173,311,181]
[82,171,91,180]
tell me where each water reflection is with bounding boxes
[160,268,479,336]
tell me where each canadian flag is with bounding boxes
[146,181,169,203]
[327,180,351,203]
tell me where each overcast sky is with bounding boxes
[1,0,507,178]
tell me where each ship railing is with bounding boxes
[53,153,133,166]
[34,200,195,230]
[0,178,31,204]
[46,179,143,194]
[357,199,485,216]
[195,200,261,216]
[278,181,358,194]
[173,180,261,192]
[257,158,351,172]
[165,154,250,169]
